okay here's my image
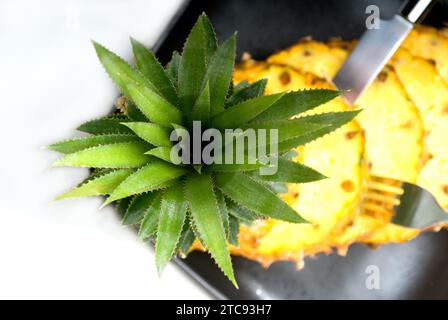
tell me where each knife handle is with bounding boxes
[399,0,435,23]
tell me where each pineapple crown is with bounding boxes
[49,13,359,287]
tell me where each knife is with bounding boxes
[333,0,435,104]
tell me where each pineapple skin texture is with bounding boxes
[228,25,448,267]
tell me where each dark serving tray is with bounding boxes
[152,0,448,299]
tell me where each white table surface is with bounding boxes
[0,0,210,300]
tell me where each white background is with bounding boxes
[0,0,210,299]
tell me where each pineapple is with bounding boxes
[233,61,365,265]
[391,46,448,211]
[232,25,448,266]
[267,38,353,80]
[49,14,358,286]
[402,25,448,84]
[391,47,448,161]
[418,158,448,209]
[356,66,424,183]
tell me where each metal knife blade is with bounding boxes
[332,15,412,103]
[333,0,434,104]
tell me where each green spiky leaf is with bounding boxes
[226,198,261,223]
[126,84,183,127]
[145,147,179,164]
[165,51,181,85]
[178,15,210,113]
[215,172,307,223]
[49,134,139,154]
[103,159,187,205]
[185,173,237,287]
[56,169,134,200]
[131,37,178,105]
[123,192,159,225]
[228,215,240,246]
[233,80,250,92]
[277,110,361,151]
[225,79,267,107]
[248,157,327,183]
[200,13,218,61]
[216,189,230,240]
[177,222,196,256]
[121,122,171,147]
[126,101,148,121]
[203,34,236,116]
[53,142,151,168]
[253,89,342,122]
[207,162,266,173]
[211,93,284,129]
[191,81,211,122]
[92,41,159,98]
[116,197,133,218]
[138,191,163,240]
[77,115,133,135]
[155,182,187,274]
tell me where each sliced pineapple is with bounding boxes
[231,63,364,265]
[418,158,448,210]
[268,40,424,187]
[402,25,448,84]
[231,27,448,267]
[356,66,424,183]
[426,122,448,161]
[256,119,364,257]
[353,216,420,245]
[267,39,352,80]
[270,39,424,183]
[391,47,448,134]
[390,47,448,211]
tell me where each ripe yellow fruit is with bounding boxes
[232,61,365,266]
[402,26,448,84]
[267,38,352,79]
[418,158,448,209]
[356,66,424,183]
[391,47,448,172]
[232,61,364,266]
[230,25,448,267]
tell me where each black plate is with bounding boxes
[153,0,448,299]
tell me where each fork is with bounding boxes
[362,175,448,230]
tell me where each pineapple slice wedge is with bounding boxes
[266,39,425,244]
[231,27,448,267]
[267,38,353,80]
[355,65,424,183]
[418,158,448,210]
[402,25,448,85]
[391,47,448,158]
[391,47,448,211]
[232,61,365,266]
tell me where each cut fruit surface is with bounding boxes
[228,26,448,267]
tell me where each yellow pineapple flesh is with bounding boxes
[402,25,448,84]
[222,25,448,267]
[232,62,365,266]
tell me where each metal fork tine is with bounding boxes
[363,175,448,229]
[366,181,404,195]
